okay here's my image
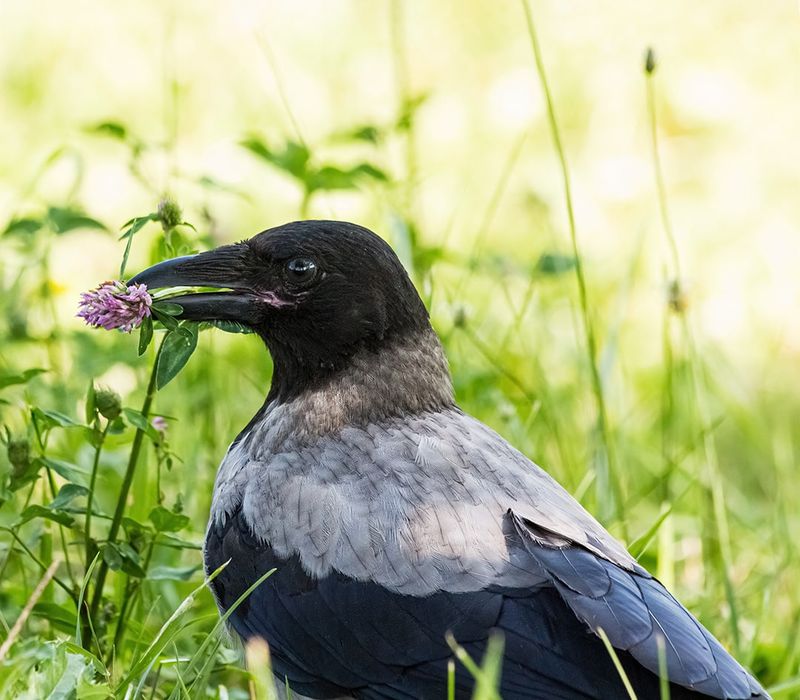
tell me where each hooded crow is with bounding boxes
[131,220,767,700]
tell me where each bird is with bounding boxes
[130,220,768,700]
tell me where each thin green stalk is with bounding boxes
[110,534,157,660]
[85,422,111,570]
[43,465,77,589]
[451,133,527,304]
[300,189,312,219]
[255,33,307,149]
[0,483,38,584]
[597,628,638,699]
[684,324,740,654]
[645,54,681,278]
[390,0,417,218]
[82,421,111,648]
[447,659,455,700]
[645,50,739,651]
[0,527,76,603]
[460,326,571,475]
[519,0,626,536]
[89,339,162,632]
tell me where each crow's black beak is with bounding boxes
[129,243,263,324]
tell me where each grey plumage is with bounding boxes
[210,328,632,592]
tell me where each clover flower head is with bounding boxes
[77,280,152,332]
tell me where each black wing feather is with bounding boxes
[509,510,764,699]
[205,508,739,699]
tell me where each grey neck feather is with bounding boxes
[255,327,455,443]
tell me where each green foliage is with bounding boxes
[241,135,388,215]
[0,6,796,699]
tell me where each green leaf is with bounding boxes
[32,602,78,634]
[349,125,381,144]
[77,677,114,700]
[307,163,388,193]
[204,320,255,334]
[107,416,126,434]
[82,426,104,448]
[87,120,128,140]
[152,301,183,316]
[16,504,75,527]
[535,252,577,275]
[0,367,47,390]
[40,457,90,484]
[32,407,84,430]
[147,564,202,581]
[47,206,107,234]
[121,408,159,441]
[137,316,153,356]
[122,516,153,536]
[149,505,190,532]
[34,643,92,700]
[3,217,43,237]
[85,382,96,424]
[307,166,357,192]
[50,484,89,510]
[156,533,202,550]
[118,213,157,279]
[99,542,147,577]
[101,543,123,570]
[156,324,198,389]
[8,459,43,491]
[353,162,388,181]
[119,214,156,236]
[241,137,310,180]
[114,542,147,577]
[396,93,428,131]
[151,307,179,331]
[240,136,272,161]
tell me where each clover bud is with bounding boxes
[157,197,183,231]
[95,388,122,420]
[7,437,31,476]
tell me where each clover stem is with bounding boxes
[88,337,163,646]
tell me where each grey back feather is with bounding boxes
[210,404,634,594]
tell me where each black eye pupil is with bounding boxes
[286,258,317,283]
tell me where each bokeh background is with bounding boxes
[1,1,798,697]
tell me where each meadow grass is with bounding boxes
[0,2,798,699]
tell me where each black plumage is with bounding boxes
[207,507,726,700]
[131,220,768,699]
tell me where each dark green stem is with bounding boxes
[85,422,111,570]
[88,339,162,634]
[109,535,157,661]
[44,465,77,589]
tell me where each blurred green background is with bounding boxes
[0,1,798,697]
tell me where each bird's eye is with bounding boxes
[285,258,318,285]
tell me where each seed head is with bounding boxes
[668,279,688,314]
[645,47,657,75]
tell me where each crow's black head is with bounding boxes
[130,220,434,403]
